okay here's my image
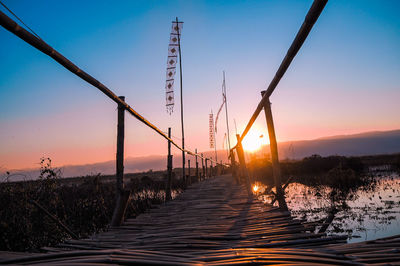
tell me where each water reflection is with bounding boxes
[259,173,400,243]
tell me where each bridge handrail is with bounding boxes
[0,10,222,166]
[232,0,328,149]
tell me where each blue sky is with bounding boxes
[1,0,399,170]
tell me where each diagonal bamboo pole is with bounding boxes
[235,0,328,145]
[0,11,224,167]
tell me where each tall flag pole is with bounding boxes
[223,71,232,156]
[166,18,185,180]
[175,17,185,182]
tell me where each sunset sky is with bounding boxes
[1,0,399,170]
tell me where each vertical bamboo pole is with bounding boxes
[176,17,185,185]
[236,134,252,196]
[116,96,125,194]
[201,153,205,180]
[188,159,191,184]
[230,150,239,184]
[205,158,208,179]
[260,91,288,211]
[223,71,232,153]
[111,96,131,226]
[166,127,173,201]
[195,149,199,182]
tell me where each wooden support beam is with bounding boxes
[111,96,131,226]
[166,127,173,201]
[260,91,288,211]
[235,134,252,196]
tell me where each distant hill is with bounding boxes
[276,129,400,160]
[2,129,400,180]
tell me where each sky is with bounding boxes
[1,0,399,170]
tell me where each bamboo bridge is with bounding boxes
[1,175,400,265]
[1,0,400,264]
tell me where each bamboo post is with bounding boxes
[201,153,205,180]
[195,149,199,182]
[165,127,173,201]
[111,96,131,226]
[205,158,208,179]
[260,91,288,211]
[188,159,191,185]
[230,150,239,184]
[236,134,252,196]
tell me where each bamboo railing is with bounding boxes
[0,9,223,226]
[230,0,328,209]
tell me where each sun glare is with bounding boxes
[253,184,259,193]
[242,130,266,152]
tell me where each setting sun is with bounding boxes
[242,130,267,152]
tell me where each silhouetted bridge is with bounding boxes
[2,175,400,264]
[1,0,400,264]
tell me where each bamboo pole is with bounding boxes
[223,71,232,154]
[29,199,78,239]
[205,159,208,179]
[175,17,186,186]
[201,153,205,180]
[166,127,173,201]
[0,11,220,166]
[230,150,239,184]
[116,96,125,194]
[260,92,288,211]
[111,96,131,226]
[235,134,252,196]
[195,148,199,182]
[235,0,328,144]
[188,159,191,184]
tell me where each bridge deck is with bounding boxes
[1,175,400,265]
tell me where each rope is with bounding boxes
[0,1,42,40]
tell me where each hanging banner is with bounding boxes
[214,90,226,133]
[165,21,183,114]
[209,113,215,148]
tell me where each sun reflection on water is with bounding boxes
[257,173,400,243]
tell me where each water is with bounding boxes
[258,172,400,243]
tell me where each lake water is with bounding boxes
[257,172,400,243]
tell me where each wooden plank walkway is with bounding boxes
[1,174,400,265]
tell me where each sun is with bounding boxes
[242,130,266,152]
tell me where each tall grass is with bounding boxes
[0,158,185,251]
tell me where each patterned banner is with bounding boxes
[165,21,183,114]
[209,113,215,148]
